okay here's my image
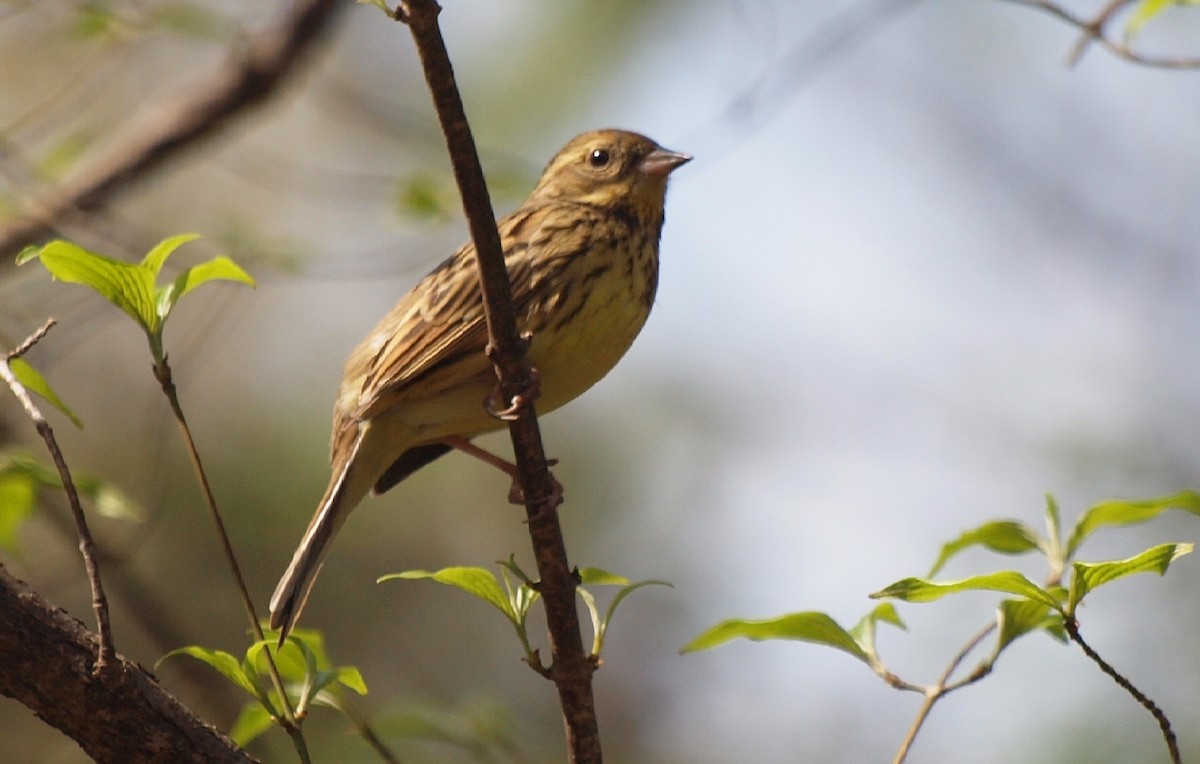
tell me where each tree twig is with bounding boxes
[2,318,116,672]
[1065,618,1180,764]
[0,0,345,261]
[893,622,997,764]
[151,358,309,762]
[395,1,601,762]
[1000,0,1200,69]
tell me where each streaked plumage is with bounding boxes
[269,129,690,640]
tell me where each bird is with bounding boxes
[269,129,690,641]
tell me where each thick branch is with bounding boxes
[396,1,601,762]
[0,563,254,764]
[0,0,345,261]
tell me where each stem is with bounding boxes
[395,2,601,761]
[1065,619,1180,764]
[151,358,302,737]
[3,319,116,672]
[893,622,996,764]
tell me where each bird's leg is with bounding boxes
[440,436,562,507]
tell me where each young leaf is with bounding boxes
[1065,491,1200,559]
[681,611,870,663]
[0,469,37,553]
[848,602,906,660]
[578,566,631,586]
[381,567,515,622]
[157,255,254,320]
[228,703,274,747]
[158,646,260,697]
[8,358,83,428]
[1125,0,1171,39]
[581,575,673,656]
[1066,543,1193,614]
[141,233,202,275]
[22,240,157,331]
[928,520,1041,577]
[995,598,1064,655]
[871,571,1062,611]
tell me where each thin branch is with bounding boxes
[0,0,346,261]
[0,563,255,764]
[2,319,115,671]
[1000,0,1200,69]
[151,358,308,760]
[1065,619,1180,764]
[893,622,997,764]
[395,2,601,762]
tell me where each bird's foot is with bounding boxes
[485,364,542,421]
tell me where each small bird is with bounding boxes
[269,129,690,640]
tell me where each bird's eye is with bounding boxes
[588,148,610,168]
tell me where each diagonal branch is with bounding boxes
[0,0,345,261]
[2,319,115,671]
[395,1,601,762]
[0,563,255,764]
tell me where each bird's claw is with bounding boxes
[486,365,542,421]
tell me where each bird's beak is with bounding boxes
[639,147,692,177]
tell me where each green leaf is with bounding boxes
[158,646,260,697]
[578,566,631,586]
[1067,543,1193,614]
[8,358,83,428]
[0,470,37,553]
[156,254,255,321]
[847,602,906,659]
[871,571,1062,611]
[21,240,157,332]
[996,598,1064,654]
[1125,0,1172,39]
[333,665,368,695]
[928,520,1041,577]
[381,567,515,621]
[141,233,202,275]
[228,703,274,747]
[579,576,672,656]
[1066,491,1200,559]
[357,0,394,14]
[681,611,870,663]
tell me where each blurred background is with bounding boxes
[1,1,1199,762]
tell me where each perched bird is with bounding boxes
[269,129,690,640]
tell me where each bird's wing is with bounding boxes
[338,205,547,429]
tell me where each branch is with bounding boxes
[1065,618,1180,764]
[2,319,115,671]
[395,1,601,762]
[1000,0,1200,69]
[0,563,254,764]
[0,0,346,261]
[893,622,996,764]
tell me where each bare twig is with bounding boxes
[1000,0,1200,69]
[893,622,997,764]
[2,319,116,672]
[0,0,345,261]
[1065,619,1180,764]
[150,359,309,762]
[395,1,601,762]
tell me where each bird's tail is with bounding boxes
[269,433,370,644]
